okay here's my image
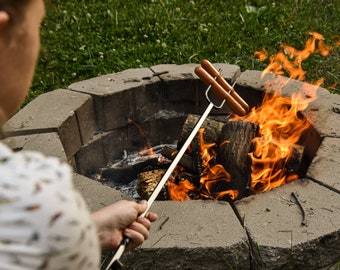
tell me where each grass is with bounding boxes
[29,0,340,105]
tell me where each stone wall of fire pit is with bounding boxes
[2,63,340,269]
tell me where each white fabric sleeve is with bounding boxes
[0,143,100,270]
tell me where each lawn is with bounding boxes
[29,0,340,105]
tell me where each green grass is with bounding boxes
[28,0,340,104]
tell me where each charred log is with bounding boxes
[178,114,225,179]
[178,114,224,146]
[161,146,197,173]
[100,158,170,186]
[286,144,304,173]
[217,120,258,199]
[137,169,168,200]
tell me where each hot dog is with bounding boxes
[195,66,246,116]
[201,59,250,112]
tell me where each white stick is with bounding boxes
[106,102,215,270]
[142,101,214,216]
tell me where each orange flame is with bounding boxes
[168,129,238,201]
[242,31,331,193]
[167,170,196,201]
[234,83,316,193]
[168,31,335,200]
[128,118,156,157]
[255,31,334,81]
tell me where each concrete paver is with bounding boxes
[235,179,340,270]
[307,137,340,192]
[122,200,250,270]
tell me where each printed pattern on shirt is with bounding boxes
[0,143,100,270]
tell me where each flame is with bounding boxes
[255,31,334,81]
[168,31,336,200]
[242,31,332,193]
[234,86,313,193]
[128,118,156,157]
[168,129,238,201]
[167,168,197,201]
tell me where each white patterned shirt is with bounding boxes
[0,142,100,270]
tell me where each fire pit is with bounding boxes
[3,63,340,269]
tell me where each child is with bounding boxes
[0,0,157,269]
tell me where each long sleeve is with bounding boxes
[0,143,100,270]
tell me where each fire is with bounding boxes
[167,31,336,200]
[168,129,238,201]
[256,31,334,81]
[239,31,333,193]
[234,84,315,193]
[128,118,156,157]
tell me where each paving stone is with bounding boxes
[235,179,340,270]
[75,97,98,144]
[307,137,340,192]
[303,93,340,137]
[72,173,130,212]
[121,200,250,270]
[75,133,106,176]
[235,70,330,110]
[1,132,67,161]
[68,68,161,131]
[3,89,97,159]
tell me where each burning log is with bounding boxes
[217,120,259,199]
[99,158,160,185]
[137,169,168,200]
[178,114,225,178]
[161,146,197,173]
[286,144,305,173]
[178,114,225,146]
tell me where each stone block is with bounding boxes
[235,70,330,110]
[235,179,340,270]
[126,114,186,152]
[72,173,130,212]
[68,68,160,131]
[76,97,98,144]
[3,89,97,159]
[303,93,340,137]
[307,137,340,192]
[75,133,106,176]
[99,128,129,164]
[151,63,242,115]
[151,64,202,114]
[1,132,67,161]
[122,200,250,270]
[57,112,82,159]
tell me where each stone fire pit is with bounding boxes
[3,64,340,269]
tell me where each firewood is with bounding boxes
[100,158,159,185]
[178,114,225,147]
[177,114,225,179]
[217,120,258,199]
[161,146,197,173]
[286,144,304,172]
[137,169,168,200]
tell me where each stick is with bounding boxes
[291,192,307,226]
